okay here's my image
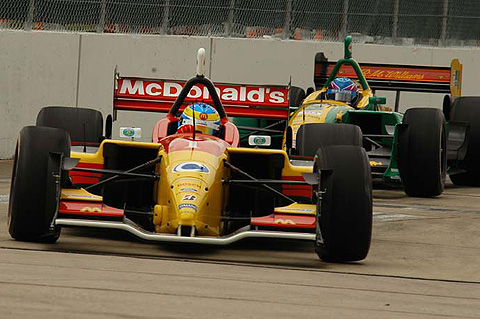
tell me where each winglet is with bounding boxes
[450,59,462,100]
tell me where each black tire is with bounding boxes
[448,97,480,186]
[296,123,362,157]
[36,106,103,145]
[398,108,446,197]
[289,86,306,109]
[314,145,372,262]
[8,126,71,242]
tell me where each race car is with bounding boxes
[8,48,373,262]
[282,36,477,197]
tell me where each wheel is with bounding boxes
[398,108,446,197]
[296,123,362,157]
[314,145,372,262]
[289,86,305,109]
[8,126,71,242]
[36,106,104,146]
[448,97,480,186]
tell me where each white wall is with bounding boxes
[1,30,479,158]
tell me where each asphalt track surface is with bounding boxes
[0,159,479,318]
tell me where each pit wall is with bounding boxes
[1,30,479,158]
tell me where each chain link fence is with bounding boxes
[1,0,479,46]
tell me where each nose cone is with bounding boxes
[178,202,197,225]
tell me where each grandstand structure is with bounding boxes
[0,0,479,46]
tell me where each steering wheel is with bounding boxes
[167,76,228,125]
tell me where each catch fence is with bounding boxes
[1,0,479,46]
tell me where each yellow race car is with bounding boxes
[8,49,372,262]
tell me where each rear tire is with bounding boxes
[296,123,362,157]
[448,97,480,186]
[289,86,306,109]
[36,106,103,145]
[314,145,372,262]
[398,108,446,197]
[8,126,70,242]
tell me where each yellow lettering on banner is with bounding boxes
[80,207,102,213]
[274,219,296,225]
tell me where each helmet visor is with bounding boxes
[327,90,355,103]
[181,118,218,135]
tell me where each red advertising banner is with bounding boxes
[315,63,451,83]
[114,77,290,119]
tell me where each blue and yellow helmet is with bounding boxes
[179,103,221,135]
[326,77,359,105]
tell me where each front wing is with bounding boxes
[56,189,316,245]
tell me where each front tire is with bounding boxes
[398,108,446,197]
[8,126,70,242]
[314,145,372,262]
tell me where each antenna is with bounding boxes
[83,122,87,153]
[192,104,196,141]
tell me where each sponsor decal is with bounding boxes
[173,162,210,173]
[182,194,196,201]
[63,194,99,199]
[369,160,383,166]
[273,219,296,225]
[180,187,198,193]
[453,69,460,87]
[323,64,450,83]
[116,79,288,106]
[178,203,197,211]
[80,207,102,213]
[199,112,208,120]
[279,208,314,212]
[176,182,202,189]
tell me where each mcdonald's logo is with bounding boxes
[80,207,102,213]
[273,219,296,225]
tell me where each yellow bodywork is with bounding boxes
[68,138,311,237]
[154,149,229,236]
[60,188,102,202]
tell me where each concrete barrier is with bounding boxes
[1,30,479,158]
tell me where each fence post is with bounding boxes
[341,0,349,39]
[441,0,449,46]
[225,0,235,36]
[392,0,399,44]
[97,0,106,33]
[283,0,292,39]
[24,0,35,30]
[162,0,170,34]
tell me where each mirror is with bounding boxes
[369,96,386,105]
[120,127,142,140]
[248,135,271,147]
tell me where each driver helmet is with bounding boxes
[326,77,359,105]
[178,102,221,135]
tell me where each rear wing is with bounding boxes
[113,75,291,120]
[314,55,462,99]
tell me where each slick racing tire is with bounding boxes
[296,123,362,157]
[448,97,480,186]
[314,145,372,262]
[398,108,446,197]
[36,106,103,145]
[289,86,306,109]
[8,126,71,242]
